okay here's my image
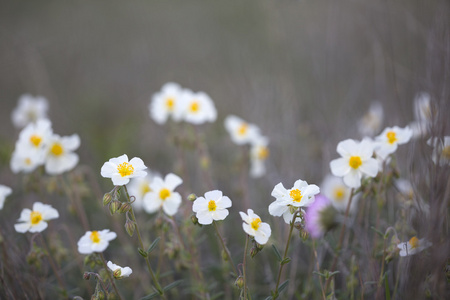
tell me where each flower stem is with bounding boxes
[213,220,238,276]
[123,186,166,299]
[39,234,66,294]
[242,234,250,299]
[98,253,123,300]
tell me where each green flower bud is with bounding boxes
[109,200,122,215]
[191,214,199,225]
[125,219,136,237]
[118,202,131,214]
[187,193,197,202]
[234,276,244,289]
[103,193,112,206]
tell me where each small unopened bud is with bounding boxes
[235,276,244,289]
[109,200,122,215]
[83,272,91,280]
[125,219,136,237]
[221,250,228,261]
[187,193,197,202]
[103,193,112,206]
[118,202,131,214]
[191,214,199,225]
[299,229,309,241]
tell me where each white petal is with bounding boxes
[14,222,31,233]
[212,208,229,221]
[196,211,213,225]
[165,173,183,190]
[29,222,48,232]
[336,139,357,157]
[101,162,117,178]
[192,197,207,212]
[217,196,232,209]
[343,170,362,188]
[360,158,379,177]
[330,158,350,177]
[204,190,222,200]
[268,201,288,217]
[162,194,181,216]
[111,175,130,186]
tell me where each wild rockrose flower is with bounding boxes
[11,94,49,128]
[397,236,432,257]
[45,134,81,175]
[358,102,384,137]
[320,174,356,212]
[304,195,337,239]
[192,190,232,225]
[107,261,133,279]
[239,209,271,244]
[427,136,450,166]
[77,229,117,254]
[14,202,59,233]
[127,171,158,211]
[374,126,413,160]
[142,173,183,216]
[0,185,12,210]
[16,118,53,153]
[224,115,260,145]
[10,146,46,174]
[250,135,269,178]
[269,179,320,224]
[180,89,217,124]
[101,154,147,186]
[330,139,378,188]
[149,82,184,124]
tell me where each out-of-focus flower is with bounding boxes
[304,195,337,239]
[427,136,450,166]
[11,94,49,128]
[101,154,147,186]
[320,174,356,212]
[45,134,80,175]
[192,190,232,225]
[16,119,53,152]
[358,102,384,137]
[180,89,217,124]
[239,209,271,244]
[127,171,158,211]
[395,179,414,203]
[143,173,182,216]
[330,139,378,188]
[410,92,432,139]
[77,229,117,254]
[269,179,320,224]
[224,115,260,145]
[10,146,45,174]
[397,236,431,256]
[107,261,132,279]
[0,185,12,210]
[149,82,184,124]
[374,126,413,160]
[250,135,269,178]
[14,202,59,233]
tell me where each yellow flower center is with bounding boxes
[159,188,171,200]
[257,146,269,160]
[251,218,261,230]
[30,135,42,147]
[208,200,217,211]
[25,158,32,165]
[30,211,43,225]
[140,183,151,195]
[90,231,101,243]
[117,162,134,177]
[165,97,175,111]
[349,156,362,169]
[50,143,64,156]
[442,146,450,159]
[409,236,419,249]
[386,131,397,144]
[190,101,200,113]
[238,123,248,136]
[289,189,303,203]
[333,187,346,202]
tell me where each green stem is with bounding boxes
[39,234,66,294]
[98,253,123,300]
[243,235,250,299]
[213,220,238,276]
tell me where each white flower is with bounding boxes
[142,173,183,216]
[127,171,158,211]
[330,139,379,188]
[149,82,184,124]
[192,190,232,225]
[239,209,271,245]
[14,202,59,233]
[321,174,356,212]
[45,134,80,175]
[250,136,269,178]
[427,136,450,166]
[269,179,320,224]
[224,115,260,145]
[0,185,12,210]
[11,94,49,128]
[397,236,431,257]
[107,261,133,279]
[16,119,53,152]
[77,229,117,254]
[10,146,46,174]
[358,102,384,137]
[374,126,413,160]
[414,92,432,122]
[180,89,217,124]
[101,154,147,186]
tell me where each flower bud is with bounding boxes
[234,276,244,289]
[118,202,131,214]
[187,193,197,202]
[250,247,259,258]
[103,193,112,206]
[109,200,122,215]
[191,214,199,225]
[125,219,136,237]
[221,250,228,261]
[83,272,91,280]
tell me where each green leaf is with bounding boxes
[147,237,161,254]
[163,280,183,292]
[280,257,291,266]
[138,247,148,258]
[313,271,326,278]
[370,226,384,238]
[271,245,282,262]
[139,291,159,300]
[384,275,391,300]
[278,280,289,293]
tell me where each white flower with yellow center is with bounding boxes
[11,94,49,128]
[0,185,12,210]
[269,179,320,224]
[45,134,80,175]
[16,118,53,152]
[10,146,45,174]
[192,190,232,225]
[127,171,158,211]
[14,202,59,233]
[250,135,269,178]
[374,126,412,160]
[427,136,450,166]
[101,154,147,186]
[397,236,431,257]
[320,174,356,212]
[107,261,133,279]
[224,115,260,145]
[330,139,378,188]
[180,89,217,124]
[142,173,183,216]
[149,82,184,124]
[358,102,384,137]
[77,229,117,254]
[239,209,271,245]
